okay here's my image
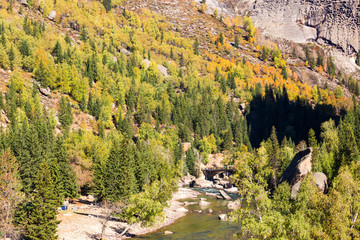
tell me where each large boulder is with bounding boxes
[142,59,151,69]
[181,173,196,186]
[190,178,213,188]
[20,0,28,7]
[280,148,328,197]
[182,142,191,152]
[176,207,188,213]
[157,64,168,77]
[218,214,228,221]
[48,10,56,21]
[279,148,312,186]
[312,172,328,194]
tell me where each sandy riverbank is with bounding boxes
[57,187,201,239]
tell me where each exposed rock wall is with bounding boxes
[222,0,360,55]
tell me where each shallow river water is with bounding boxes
[134,188,241,240]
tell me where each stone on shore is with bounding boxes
[227,200,241,210]
[176,207,188,213]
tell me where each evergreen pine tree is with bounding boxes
[64,32,71,45]
[8,45,15,69]
[170,47,174,60]
[52,40,63,63]
[1,32,6,46]
[186,147,196,176]
[234,35,239,48]
[19,40,30,57]
[174,140,184,166]
[193,38,199,55]
[261,46,267,61]
[0,92,4,110]
[54,137,78,199]
[16,161,60,240]
[98,120,105,138]
[179,52,184,67]
[218,32,224,45]
[317,51,323,67]
[80,94,87,111]
[281,66,288,80]
[222,128,233,151]
[268,126,280,189]
[220,76,227,94]
[103,0,112,12]
[58,96,73,128]
[80,28,87,42]
[104,139,137,201]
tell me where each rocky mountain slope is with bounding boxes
[208,0,360,55]
[199,0,360,74]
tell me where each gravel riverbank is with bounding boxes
[57,187,201,239]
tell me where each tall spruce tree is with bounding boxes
[58,96,73,129]
[54,137,78,199]
[103,0,112,12]
[104,139,137,201]
[186,147,196,176]
[16,161,60,240]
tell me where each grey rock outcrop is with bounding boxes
[48,10,56,21]
[219,0,360,55]
[312,172,328,193]
[157,64,168,77]
[280,148,328,197]
[20,0,28,7]
[279,148,313,186]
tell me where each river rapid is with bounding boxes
[134,188,241,240]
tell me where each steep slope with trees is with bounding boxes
[0,0,359,238]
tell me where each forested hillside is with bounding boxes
[0,0,359,239]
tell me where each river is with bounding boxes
[134,188,241,240]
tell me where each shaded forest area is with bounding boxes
[247,85,341,148]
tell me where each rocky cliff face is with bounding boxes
[221,0,360,55]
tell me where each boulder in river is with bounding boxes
[164,231,173,235]
[224,187,238,194]
[190,178,213,188]
[183,201,198,206]
[205,192,218,197]
[199,200,211,208]
[219,190,231,200]
[218,214,228,221]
